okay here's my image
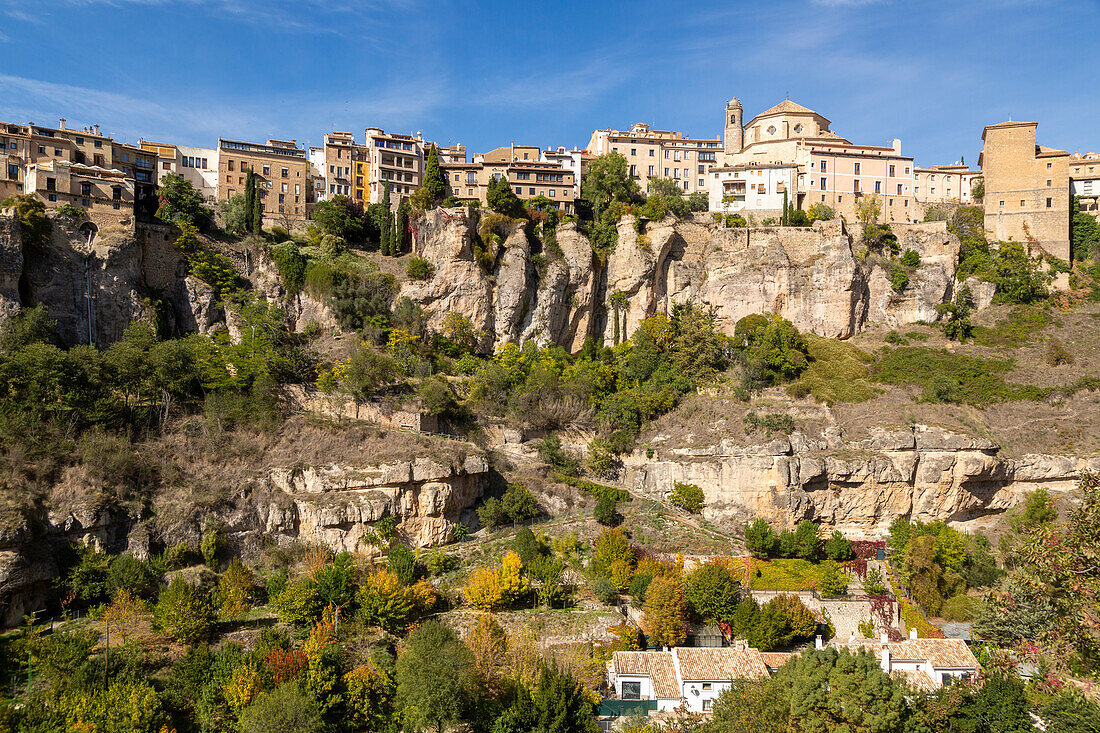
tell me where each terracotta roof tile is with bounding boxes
[673,647,770,681]
[612,651,679,699]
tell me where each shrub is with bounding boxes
[1046,337,1074,366]
[388,544,417,585]
[743,411,796,436]
[669,482,704,513]
[592,577,619,605]
[817,560,849,596]
[271,580,325,626]
[863,567,887,596]
[940,594,981,622]
[628,572,654,605]
[405,256,435,280]
[900,249,921,267]
[594,494,618,526]
[56,203,86,219]
[873,346,1045,404]
[538,435,580,476]
[884,330,907,345]
[238,683,323,733]
[824,530,853,562]
[785,334,878,405]
[502,482,539,523]
[744,518,779,558]
[477,497,506,530]
[684,561,740,623]
[108,554,158,599]
[201,524,224,568]
[271,242,307,293]
[890,265,910,291]
[154,577,215,643]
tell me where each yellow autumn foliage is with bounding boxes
[463,551,528,611]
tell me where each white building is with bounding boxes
[308,145,327,202]
[608,634,979,717]
[139,140,218,200]
[708,163,798,218]
[540,147,587,198]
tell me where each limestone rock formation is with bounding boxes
[624,424,1099,537]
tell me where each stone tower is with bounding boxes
[724,98,744,157]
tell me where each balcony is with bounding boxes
[599,699,657,717]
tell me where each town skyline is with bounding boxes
[0,0,1094,167]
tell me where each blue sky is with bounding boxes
[0,0,1093,167]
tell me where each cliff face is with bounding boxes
[623,424,1097,537]
[0,447,488,626]
[407,210,963,349]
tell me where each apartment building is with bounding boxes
[1070,152,1100,218]
[541,147,588,198]
[978,121,1070,259]
[718,98,916,223]
[435,143,467,164]
[364,128,425,206]
[320,131,357,202]
[913,164,981,207]
[440,145,575,213]
[0,118,157,220]
[139,140,218,200]
[217,137,311,226]
[586,123,722,196]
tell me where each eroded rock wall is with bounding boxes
[624,424,1098,537]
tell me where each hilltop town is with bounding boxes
[0,92,1098,733]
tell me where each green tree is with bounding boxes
[0,194,51,248]
[154,577,215,643]
[966,672,1033,733]
[502,482,539,524]
[817,560,849,596]
[991,241,1049,304]
[487,175,523,217]
[793,520,820,560]
[107,553,158,599]
[421,144,447,205]
[311,195,366,242]
[395,621,476,733]
[344,664,397,733]
[380,184,393,255]
[238,683,324,733]
[594,494,617,526]
[387,544,417,585]
[272,579,325,626]
[581,152,642,218]
[735,314,809,386]
[776,648,907,733]
[1009,487,1057,531]
[156,172,212,228]
[709,678,789,733]
[219,192,251,234]
[744,518,779,558]
[684,561,740,623]
[530,666,599,733]
[823,530,853,562]
[807,202,834,222]
[669,482,704,513]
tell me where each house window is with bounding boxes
[648,166,655,176]
[649,149,654,157]
[621,682,641,700]
[529,188,535,195]
[889,165,895,177]
[228,160,235,171]
[999,200,1004,207]
[1020,200,1025,207]
[549,189,555,197]
[6,164,16,180]
[81,182,91,196]
[38,145,46,154]
[702,699,713,712]
[54,148,62,156]
[1046,198,1052,208]
[853,180,860,193]
[113,187,121,200]
[875,181,881,194]
[1047,180,1052,186]
[282,168,289,178]
[821,161,827,173]
[854,162,861,175]
[702,684,712,691]
[46,177,56,191]
[897,184,903,195]
[1047,162,1052,169]
[48,194,57,202]
[630,148,636,156]
[820,177,826,190]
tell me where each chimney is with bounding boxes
[880,632,890,645]
[815,635,823,651]
[892,138,901,154]
[881,644,891,673]
[94,124,100,135]
[59,118,66,130]
[910,628,918,640]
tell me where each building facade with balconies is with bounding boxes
[587,123,722,197]
[217,137,311,227]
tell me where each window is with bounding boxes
[649,149,654,157]
[279,193,285,203]
[515,187,521,194]
[820,177,826,190]
[38,145,46,154]
[48,194,57,202]
[113,187,121,200]
[648,166,654,175]
[854,162,861,175]
[94,140,102,148]
[664,150,669,159]
[81,182,91,196]
[54,148,62,156]
[1047,162,1052,169]
[113,202,120,210]
[702,699,713,712]
[702,684,712,691]
[875,181,881,194]
[698,165,705,174]
[202,158,208,168]
[630,148,636,156]
[162,161,171,170]
[529,188,535,195]
[767,125,777,135]
[999,200,1004,207]
[46,177,56,191]
[889,165,895,177]
[629,165,637,177]
[1046,197,1052,208]
[281,167,289,178]
[1047,179,1052,186]
[1020,200,1026,207]
[81,198,89,207]
[75,137,83,145]
[664,168,669,176]
[821,160,827,173]
[897,184,903,195]
[6,164,16,180]
[549,189,555,197]
[621,682,641,700]
[853,180,860,193]
[228,160,235,171]
[794,124,803,133]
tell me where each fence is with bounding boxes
[599,699,658,717]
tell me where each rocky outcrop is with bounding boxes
[261,454,488,552]
[405,211,963,349]
[0,214,23,322]
[624,424,1099,537]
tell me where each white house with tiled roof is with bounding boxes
[607,633,979,716]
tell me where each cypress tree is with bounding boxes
[421,145,446,205]
[243,169,256,231]
[381,184,393,255]
[396,201,409,254]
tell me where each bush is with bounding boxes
[743,411,795,436]
[502,482,539,523]
[592,577,619,605]
[785,334,878,405]
[744,518,779,558]
[594,494,618,526]
[628,572,654,605]
[817,560,849,596]
[900,249,921,267]
[889,265,910,291]
[538,435,580,476]
[271,242,307,293]
[108,554,158,599]
[734,314,809,387]
[388,544,417,585]
[477,497,506,530]
[56,203,86,219]
[940,594,981,622]
[669,482,704,513]
[405,256,435,280]
[238,683,323,733]
[873,346,1045,404]
[823,530,853,562]
[1046,337,1074,366]
[884,330,907,345]
[154,577,215,643]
